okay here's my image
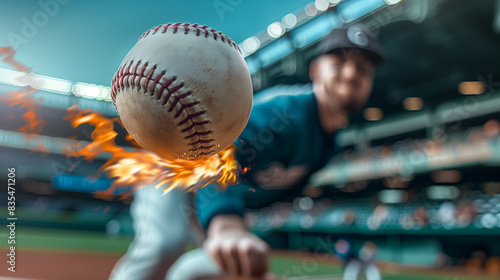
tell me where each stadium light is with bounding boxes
[363,107,384,121]
[98,86,113,101]
[315,0,330,12]
[305,3,318,17]
[338,0,386,23]
[43,77,73,94]
[379,189,407,204]
[425,185,460,200]
[0,68,20,86]
[328,0,341,6]
[72,83,101,99]
[242,36,261,54]
[0,67,114,101]
[282,13,298,29]
[0,67,72,94]
[403,97,424,111]
[294,197,314,211]
[480,213,497,229]
[384,0,402,5]
[292,12,339,48]
[267,22,285,38]
[458,81,486,95]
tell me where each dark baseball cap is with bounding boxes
[316,23,386,65]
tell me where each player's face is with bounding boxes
[315,52,375,112]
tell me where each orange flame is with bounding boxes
[64,105,240,196]
[124,132,143,149]
[0,47,31,72]
[1,88,47,140]
[0,46,239,197]
[28,143,51,156]
[0,46,46,139]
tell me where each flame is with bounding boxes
[2,88,47,140]
[0,46,240,197]
[124,132,143,149]
[64,105,240,196]
[0,47,31,72]
[0,46,46,139]
[28,143,51,156]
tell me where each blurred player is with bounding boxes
[343,241,381,280]
[334,236,355,265]
[108,187,202,280]
[167,23,386,279]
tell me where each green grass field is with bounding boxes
[1,226,498,280]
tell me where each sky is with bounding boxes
[0,0,313,86]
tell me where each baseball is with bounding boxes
[111,23,253,160]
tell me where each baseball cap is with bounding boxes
[316,23,386,65]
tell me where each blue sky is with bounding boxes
[0,0,313,86]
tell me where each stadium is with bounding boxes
[0,0,499,279]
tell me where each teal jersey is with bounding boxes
[195,92,338,228]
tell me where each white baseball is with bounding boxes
[111,23,253,160]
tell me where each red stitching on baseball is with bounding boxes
[111,63,216,158]
[130,60,141,88]
[125,60,133,82]
[184,110,205,119]
[174,91,193,101]
[192,23,201,36]
[172,22,182,34]
[139,23,241,53]
[210,29,218,41]
[145,64,157,95]
[137,61,148,91]
[181,121,209,131]
[167,83,185,112]
[184,130,213,139]
[183,23,190,34]
[162,23,172,33]
[189,145,215,152]
[198,150,216,156]
[178,114,204,126]
[199,25,208,38]
[201,145,215,149]
[182,101,198,108]
[157,76,175,102]
[187,139,215,146]
[217,31,225,43]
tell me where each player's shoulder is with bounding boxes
[253,84,314,109]
[245,84,316,132]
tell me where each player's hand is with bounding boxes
[204,215,270,277]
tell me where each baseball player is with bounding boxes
[343,241,382,280]
[167,23,386,279]
[109,187,200,280]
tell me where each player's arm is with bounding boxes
[196,182,269,277]
[196,150,276,276]
[197,96,298,277]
